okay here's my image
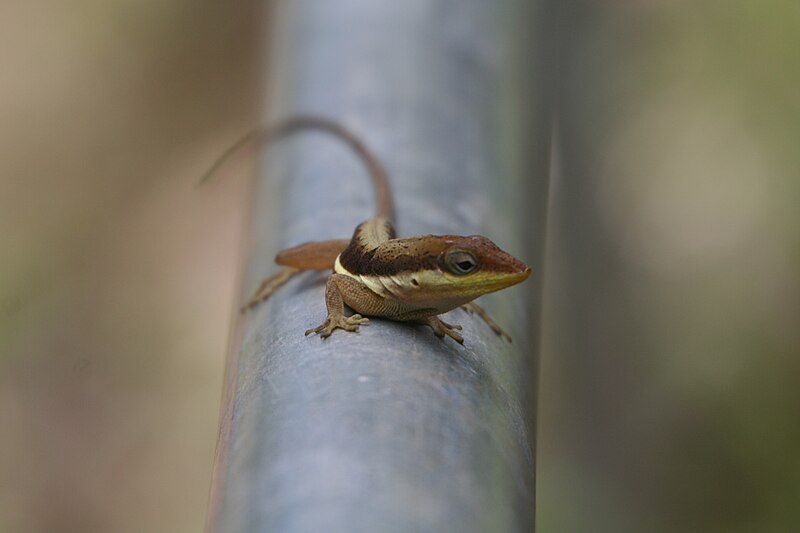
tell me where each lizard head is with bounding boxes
[437,235,531,293]
[395,235,531,309]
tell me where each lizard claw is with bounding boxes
[439,319,462,331]
[305,314,369,338]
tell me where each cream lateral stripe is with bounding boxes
[386,273,415,296]
[357,275,389,298]
[334,255,357,278]
[374,274,403,299]
[335,253,390,296]
[335,253,388,298]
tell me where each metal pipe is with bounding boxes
[207,1,549,531]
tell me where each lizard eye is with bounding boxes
[445,250,479,275]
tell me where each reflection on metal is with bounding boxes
[207,1,549,531]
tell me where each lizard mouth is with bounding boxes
[503,265,532,287]
[469,265,531,294]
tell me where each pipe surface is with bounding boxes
[208,1,548,531]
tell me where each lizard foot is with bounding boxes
[305,314,369,339]
[421,316,464,345]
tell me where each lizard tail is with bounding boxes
[198,116,395,223]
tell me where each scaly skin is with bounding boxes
[207,116,531,343]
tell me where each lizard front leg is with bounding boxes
[305,275,370,338]
[418,316,464,345]
[461,301,512,342]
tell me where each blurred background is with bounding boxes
[1,1,797,532]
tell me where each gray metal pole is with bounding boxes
[207,1,548,531]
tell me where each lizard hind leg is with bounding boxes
[241,267,301,312]
[305,275,369,338]
[242,238,351,313]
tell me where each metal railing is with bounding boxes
[207,1,550,531]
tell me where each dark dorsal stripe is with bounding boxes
[339,220,440,277]
[339,243,440,277]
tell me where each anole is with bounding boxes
[204,116,531,344]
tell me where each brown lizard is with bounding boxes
[204,116,531,344]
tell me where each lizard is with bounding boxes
[202,116,531,344]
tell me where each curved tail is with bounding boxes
[199,116,394,222]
